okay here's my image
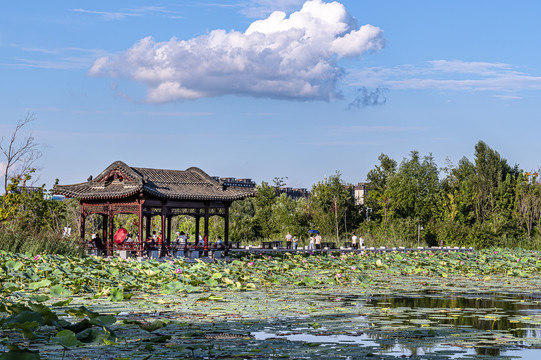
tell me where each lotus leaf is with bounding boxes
[0,346,41,360]
[108,287,124,302]
[28,279,51,291]
[49,284,71,298]
[52,330,80,349]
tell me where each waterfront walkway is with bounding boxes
[229,245,474,255]
[114,245,474,263]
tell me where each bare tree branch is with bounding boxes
[0,113,42,195]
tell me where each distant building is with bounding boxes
[12,185,41,194]
[354,182,370,205]
[212,176,256,188]
[276,187,309,200]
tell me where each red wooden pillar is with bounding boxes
[102,214,108,249]
[145,214,151,242]
[161,203,166,257]
[108,206,114,257]
[167,216,172,244]
[204,202,209,256]
[138,200,144,257]
[167,215,172,258]
[224,202,230,256]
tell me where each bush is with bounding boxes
[0,227,85,256]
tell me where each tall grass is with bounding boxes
[0,227,85,256]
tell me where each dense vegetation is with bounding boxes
[2,140,541,252]
[230,141,541,249]
[0,173,84,256]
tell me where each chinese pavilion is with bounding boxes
[54,161,255,256]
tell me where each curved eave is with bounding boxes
[53,185,143,201]
[142,187,255,202]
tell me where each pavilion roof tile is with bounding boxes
[54,161,255,201]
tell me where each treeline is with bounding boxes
[0,173,85,255]
[2,140,541,250]
[229,141,541,249]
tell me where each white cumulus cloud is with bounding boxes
[89,0,384,103]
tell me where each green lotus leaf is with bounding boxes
[4,260,23,271]
[90,315,117,327]
[2,282,19,292]
[51,298,73,307]
[0,346,41,360]
[148,335,172,343]
[140,319,166,332]
[49,284,71,298]
[64,319,93,333]
[3,310,43,327]
[27,303,58,325]
[205,279,219,287]
[108,287,124,302]
[29,295,50,303]
[53,330,80,349]
[162,281,184,294]
[75,328,104,344]
[28,279,51,291]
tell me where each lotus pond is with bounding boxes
[1,248,541,359]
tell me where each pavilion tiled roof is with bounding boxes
[54,161,256,201]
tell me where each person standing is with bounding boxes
[351,234,358,249]
[309,235,315,250]
[285,232,292,249]
[315,233,322,249]
[292,235,298,250]
[179,231,187,244]
[359,234,365,249]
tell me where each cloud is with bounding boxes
[353,60,541,94]
[324,125,411,133]
[2,45,107,70]
[492,94,521,100]
[89,0,384,103]
[72,8,141,20]
[429,60,512,75]
[348,87,389,110]
[71,6,183,20]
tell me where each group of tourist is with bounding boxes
[89,229,226,255]
[308,233,321,250]
[285,232,300,249]
[351,233,365,249]
[285,232,365,250]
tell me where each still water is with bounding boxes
[249,291,541,359]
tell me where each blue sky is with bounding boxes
[1,0,541,189]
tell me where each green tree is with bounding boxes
[230,197,258,242]
[253,181,277,238]
[309,172,356,242]
[365,154,397,232]
[516,173,541,238]
[472,140,518,229]
[388,151,441,224]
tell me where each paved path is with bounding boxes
[229,246,474,254]
[112,246,474,262]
